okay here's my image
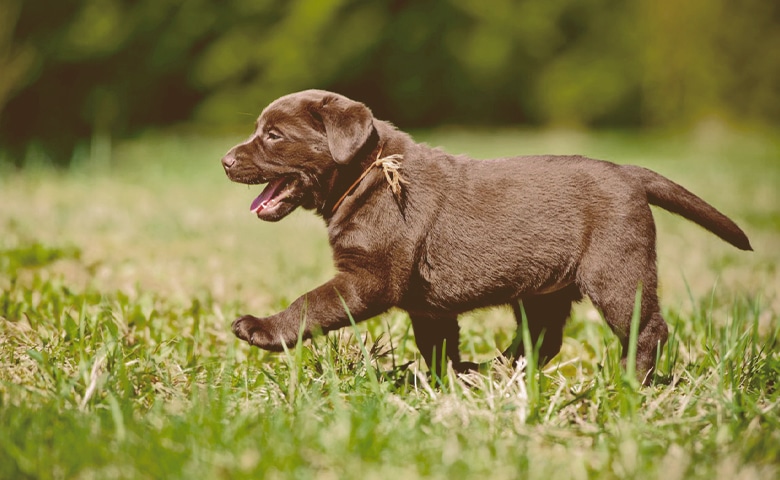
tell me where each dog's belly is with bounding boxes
[401,198,586,312]
[401,243,579,314]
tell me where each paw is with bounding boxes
[231,315,286,351]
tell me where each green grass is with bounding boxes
[1,127,779,479]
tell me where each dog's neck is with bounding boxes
[321,128,383,218]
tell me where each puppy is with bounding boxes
[221,90,751,384]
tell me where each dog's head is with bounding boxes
[220,90,376,221]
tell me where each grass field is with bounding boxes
[1,127,779,479]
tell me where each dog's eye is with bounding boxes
[266,130,282,141]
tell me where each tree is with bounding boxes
[1,0,778,167]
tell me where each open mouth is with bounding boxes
[249,176,302,221]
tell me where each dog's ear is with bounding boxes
[316,95,374,165]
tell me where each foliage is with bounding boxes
[1,129,779,478]
[2,0,779,165]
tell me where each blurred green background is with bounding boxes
[1,0,778,166]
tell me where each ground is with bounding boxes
[1,127,778,479]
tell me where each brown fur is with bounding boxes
[221,90,752,384]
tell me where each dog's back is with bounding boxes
[401,153,654,310]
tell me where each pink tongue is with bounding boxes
[250,177,288,212]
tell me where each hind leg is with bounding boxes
[578,232,669,385]
[587,284,668,384]
[504,284,582,366]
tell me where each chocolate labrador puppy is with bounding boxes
[221,89,751,384]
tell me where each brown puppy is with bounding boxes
[221,90,752,384]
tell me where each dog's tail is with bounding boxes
[622,165,752,251]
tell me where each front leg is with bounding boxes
[232,271,393,351]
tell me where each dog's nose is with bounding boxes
[221,153,236,170]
